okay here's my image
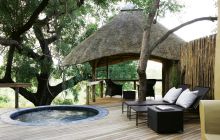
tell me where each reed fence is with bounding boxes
[180,34,216,99]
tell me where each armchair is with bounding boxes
[200,100,220,140]
[105,79,123,97]
[146,79,157,98]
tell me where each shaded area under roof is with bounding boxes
[63,10,185,67]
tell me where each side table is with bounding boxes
[123,91,136,100]
[148,105,183,133]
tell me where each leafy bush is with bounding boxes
[0,95,10,103]
[53,98,73,105]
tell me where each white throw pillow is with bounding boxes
[163,87,183,103]
[176,89,199,108]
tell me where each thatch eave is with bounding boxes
[63,10,185,67]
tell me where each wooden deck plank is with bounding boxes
[0,104,201,140]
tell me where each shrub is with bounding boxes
[0,95,10,103]
[53,98,73,105]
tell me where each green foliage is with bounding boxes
[109,61,138,80]
[0,0,40,34]
[53,98,73,105]
[81,24,98,41]
[159,0,184,16]
[97,60,138,90]
[52,81,87,104]
[13,54,38,81]
[0,95,10,104]
[129,0,183,17]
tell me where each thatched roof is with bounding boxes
[63,10,185,67]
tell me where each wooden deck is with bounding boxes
[0,100,201,140]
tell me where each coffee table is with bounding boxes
[130,106,148,127]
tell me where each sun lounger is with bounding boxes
[122,84,189,117]
[129,86,210,126]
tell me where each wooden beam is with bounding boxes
[0,83,31,108]
[134,80,136,90]
[106,57,109,79]
[86,86,90,105]
[0,83,31,87]
[91,61,97,102]
[15,88,19,108]
[100,80,104,98]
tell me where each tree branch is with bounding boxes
[33,25,45,43]
[49,75,87,97]
[36,16,51,27]
[4,45,16,82]
[21,47,42,60]
[77,0,84,7]
[16,0,49,36]
[0,36,19,46]
[45,26,62,44]
[46,35,58,44]
[17,87,37,105]
[33,25,50,55]
[150,16,218,52]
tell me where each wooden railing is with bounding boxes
[86,80,104,105]
[0,83,31,108]
[86,79,162,104]
[102,79,139,90]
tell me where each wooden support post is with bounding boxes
[106,57,109,79]
[134,80,136,90]
[86,86,90,105]
[91,62,97,102]
[87,81,102,103]
[0,83,31,109]
[92,85,96,102]
[100,80,104,98]
[15,87,19,108]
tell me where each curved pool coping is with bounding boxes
[0,105,108,126]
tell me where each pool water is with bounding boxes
[14,109,97,124]
[1,105,108,125]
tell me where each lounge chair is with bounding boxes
[171,86,210,118]
[105,79,123,97]
[145,79,157,98]
[122,84,189,117]
[136,79,157,99]
[130,86,210,126]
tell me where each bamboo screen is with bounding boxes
[180,34,216,99]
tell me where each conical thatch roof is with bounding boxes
[63,10,185,67]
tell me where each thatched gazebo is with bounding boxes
[63,10,185,94]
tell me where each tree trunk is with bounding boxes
[137,31,151,101]
[137,9,217,101]
[137,0,160,101]
[0,0,89,106]
[33,73,52,106]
